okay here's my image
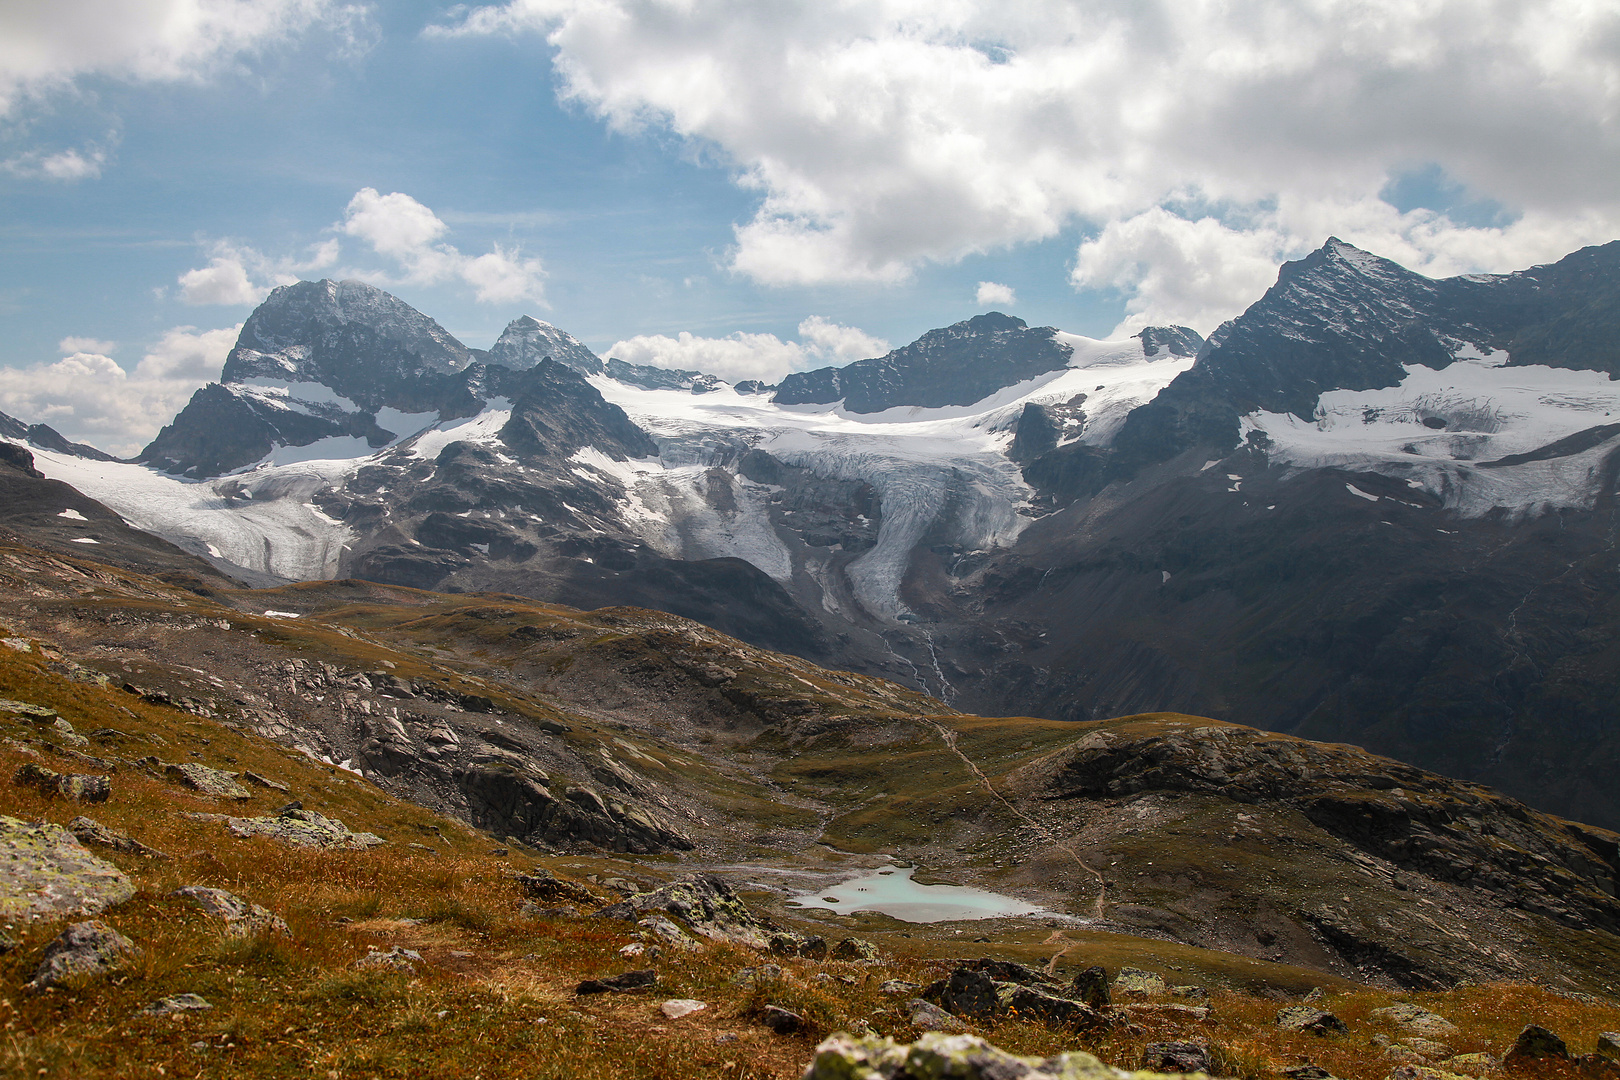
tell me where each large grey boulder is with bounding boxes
[1278,1006,1348,1035]
[165,763,251,800]
[24,920,137,991]
[202,807,385,850]
[68,816,166,859]
[0,816,134,921]
[597,874,774,949]
[800,1031,1155,1079]
[173,886,290,936]
[14,763,109,802]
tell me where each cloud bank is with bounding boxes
[0,325,239,457]
[177,189,545,307]
[607,316,889,384]
[434,0,1620,332]
[0,0,371,116]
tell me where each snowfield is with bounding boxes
[1247,350,1620,517]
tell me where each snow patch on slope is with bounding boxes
[1247,354,1620,516]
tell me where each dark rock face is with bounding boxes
[605,358,724,394]
[1141,1042,1211,1072]
[1506,1024,1570,1061]
[455,764,691,855]
[0,441,43,478]
[774,312,1077,413]
[498,360,660,462]
[221,279,471,400]
[924,961,1106,1031]
[943,449,1620,830]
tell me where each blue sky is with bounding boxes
[2,0,1617,454]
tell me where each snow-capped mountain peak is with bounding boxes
[486,315,604,376]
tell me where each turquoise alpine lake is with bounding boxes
[785,865,1043,923]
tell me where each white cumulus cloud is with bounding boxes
[58,336,115,355]
[339,188,546,304]
[432,0,1620,329]
[607,316,889,384]
[0,325,239,456]
[975,281,1016,307]
[2,145,107,181]
[0,0,373,117]
[177,188,544,307]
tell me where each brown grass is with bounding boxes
[1,618,1618,1079]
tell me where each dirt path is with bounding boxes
[928,719,1108,920]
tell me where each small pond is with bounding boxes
[786,865,1042,924]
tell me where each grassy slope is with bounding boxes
[1,547,1620,1076]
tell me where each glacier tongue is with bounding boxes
[762,429,1028,617]
[22,445,355,581]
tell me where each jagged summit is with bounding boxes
[221,279,472,402]
[486,314,604,376]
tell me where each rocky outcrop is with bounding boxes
[194,806,386,850]
[455,763,691,855]
[0,816,134,920]
[1027,718,1620,932]
[801,1031,1151,1080]
[496,360,660,462]
[923,961,1108,1032]
[68,816,166,859]
[14,762,110,802]
[597,874,774,949]
[165,762,251,800]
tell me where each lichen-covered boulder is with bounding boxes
[173,886,290,936]
[164,763,251,800]
[997,984,1105,1032]
[0,816,134,921]
[597,874,773,948]
[1278,1006,1347,1035]
[14,763,110,802]
[68,816,166,859]
[218,807,385,850]
[772,932,829,960]
[800,1031,1139,1080]
[831,937,879,962]
[1112,968,1167,997]
[1370,1003,1460,1039]
[24,920,137,992]
[638,913,699,952]
[1071,966,1110,1010]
